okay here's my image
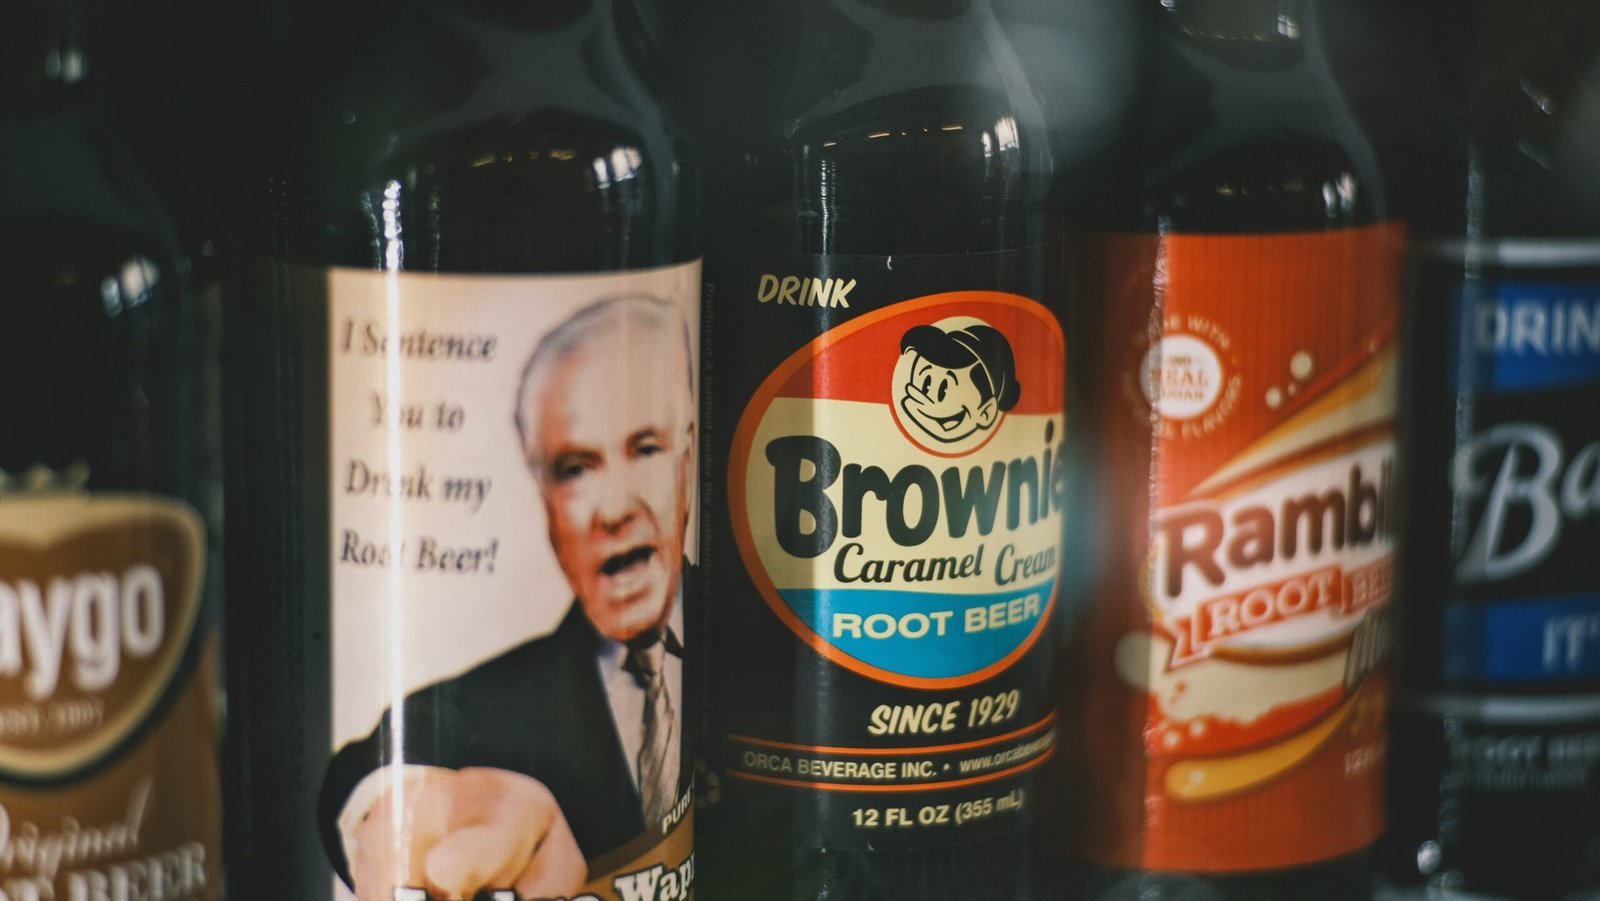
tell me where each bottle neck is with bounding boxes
[793,0,1020,103]
[1,0,97,109]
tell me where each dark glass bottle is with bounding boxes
[1380,3,1600,899]
[105,0,288,362]
[226,0,697,897]
[0,0,223,897]
[674,1,1065,899]
[1066,0,1401,898]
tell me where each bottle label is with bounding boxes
[0,492,221,899]
[1381,251,1600,894]
[321,263,701,901]
[1083,223,1403,871]
[1440,274,1600,685]
[708,248,1066,849]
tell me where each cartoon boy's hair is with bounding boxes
[900,323,1022,412]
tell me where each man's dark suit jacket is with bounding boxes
[317,582,695,887]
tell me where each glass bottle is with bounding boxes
[1381,2,1600,899]
[673,0,1067,898]
[0,0,224,897]
[225,0,699,897]
[1067,0,1402,897]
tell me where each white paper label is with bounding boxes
[323,262,700,901]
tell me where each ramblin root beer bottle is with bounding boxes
[0,0,223,896]
[1381,2,1600,899]
[1066,0,1402,898]
[673,0,1068,897]
[225,0,699,897]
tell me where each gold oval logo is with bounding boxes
[0,495,204,778]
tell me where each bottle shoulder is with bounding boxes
[703,83,1053,257]
[1126,132,1389,233]
[0,214,193,480]
[0,215,180,332]
[1113,13,1392,234]
[1403,86,1600,238]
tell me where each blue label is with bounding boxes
[1454,281,1600,393]
[1444,593,1600,683]
[782,580,1053,679]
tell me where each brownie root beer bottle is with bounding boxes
[1380,3,1600,899]
[226,0,698,898]
[1066,0,1402,898]
[0,0,224,896]
[675,0,1067,898]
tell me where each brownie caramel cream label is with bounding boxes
[1083,224,1404,872]
[716,282,1065,848]
[731,295,1063,689]
[0,493,222,900]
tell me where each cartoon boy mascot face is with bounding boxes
[898,322,1022,445]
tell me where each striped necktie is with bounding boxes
[625,639,679,830]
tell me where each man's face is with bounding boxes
[532,340,693,643]
[900,353,994,443]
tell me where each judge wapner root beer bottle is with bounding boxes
[676,0,1068,898]
[1067,0,1402,898]
[0,0,224,896]
[226,0,698,898]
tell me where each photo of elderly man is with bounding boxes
[319,296,696,901]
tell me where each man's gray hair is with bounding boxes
[514,296,695,470]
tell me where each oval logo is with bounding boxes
[0,495,204,778]
[730,292,1067,689]
[1141,334,1224,421]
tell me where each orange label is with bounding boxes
[1077,223,1403,872]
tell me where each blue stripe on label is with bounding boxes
[779,582,1052,679]
[1444,593,1600,683]
[1454,281,1600,392]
